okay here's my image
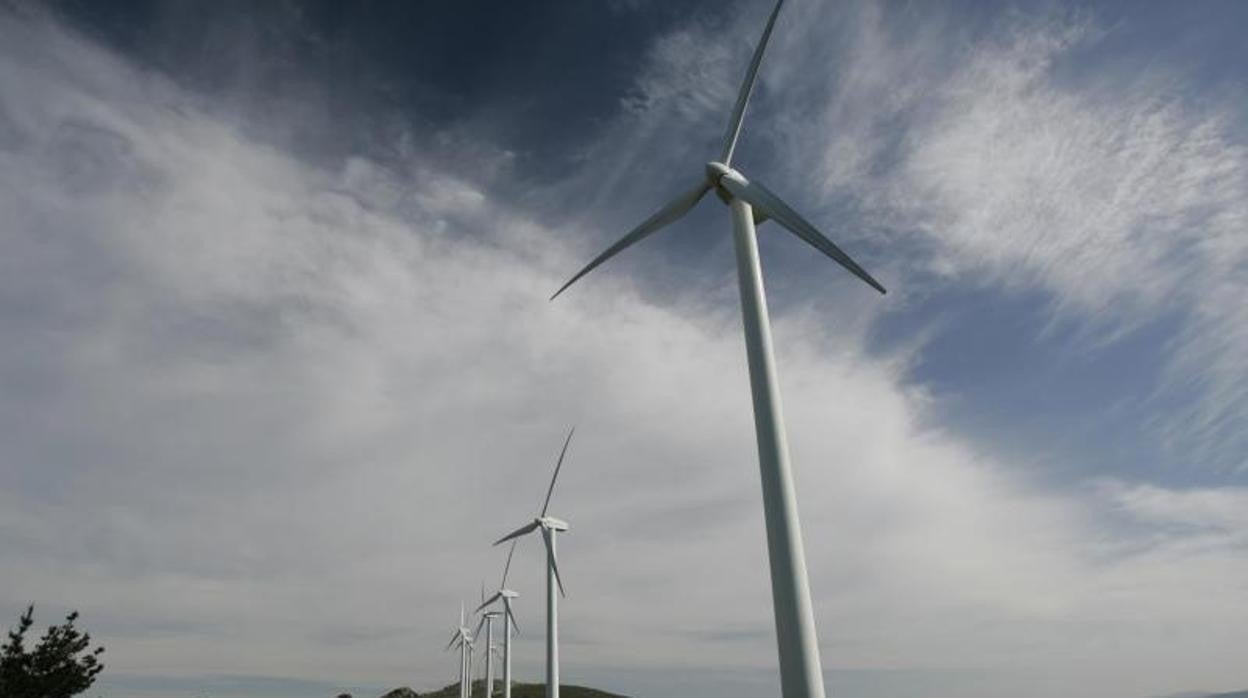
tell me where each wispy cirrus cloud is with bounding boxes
[883,19,1247,464]
[765,5,1248,469]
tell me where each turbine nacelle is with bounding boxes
[539,516,569,532]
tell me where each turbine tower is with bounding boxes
[477,542,522,698]
[480,612,500,697]
[473,584,502,698]
[445,604,476,698]
[551,2,886,697]
[493,428,576,698]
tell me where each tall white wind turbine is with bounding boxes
[550,2,886,696]
[476,542,522,698]
[493,428,576,698]
[472,584,503,698]
[445,604,476,698]
[476,611,499,698]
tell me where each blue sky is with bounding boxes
[1,1,1246,697]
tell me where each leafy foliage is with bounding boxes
[0,605,105,698]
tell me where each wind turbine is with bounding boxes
[493,428,576,698]
[445,604,476,698]
[550,2,886,697]
[476,611,499,698]
[476,542,522,698]
[472,584,503,698]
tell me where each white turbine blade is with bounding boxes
[445,629,462,651]
[551,554,567,598]
[550,179,712,300]
[493,520,540,546]
[473,617,484,638]
[545,537,567,598]
[720,175,886,294]
[500,539,518,589]
[539,427,575,517]
[475,592,502,615]
[720,0,786,165]
[506,605,520,636]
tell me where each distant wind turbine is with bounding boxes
[476,542,522,698]
[493,428,576,698]
[477,612,499,698]
[473,584,502,698]
[550,1,885,696]
[445,603,476,698]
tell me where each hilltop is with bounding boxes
[368,684,1248,698]
[380,682,627,698]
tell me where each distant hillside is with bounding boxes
[382,681,628,698]
[374,683,1248,698]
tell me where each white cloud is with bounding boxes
[1,5,1247,698]
[776,5,1248,468]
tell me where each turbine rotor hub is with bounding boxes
[705,160,733,184]
[706,161,748,203]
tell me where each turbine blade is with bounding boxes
[551,180,711,300]
[506,605,520,636]
[551,553,567,598]
[493,520,540,546]
[545,537,567,598]
[500,539,517,589]
[720,0,786,165]
[720,175,886,294]
[446,629,462,651]
[540,427,575,517]
[475,592,502,615]
[473,615,486,640]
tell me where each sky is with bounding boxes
[1,1,1246,697]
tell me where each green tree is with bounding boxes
[0,605,105,698]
